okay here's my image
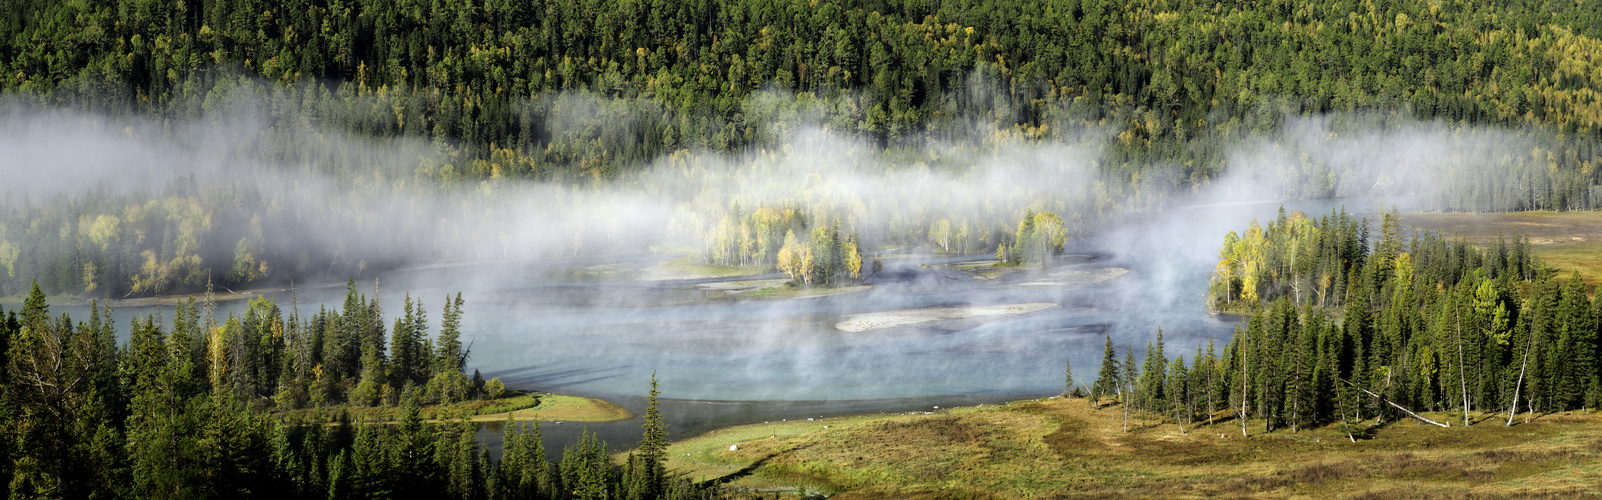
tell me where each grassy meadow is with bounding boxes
[280,393,632,424]
[1408,211,1602,285]
[663,396,1602,498]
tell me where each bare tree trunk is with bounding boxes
[1121,385,1129,433]
[1508,332,1534,426]
[1175,393,1186,434]
[1456,316,1471,427]
[1292,398,1299,433]
[1340,377,1450,427]
[1239,342,1249,437]
[1344,407,1357,442]
[1208,371,1216,428]
[1377,367,1392,425]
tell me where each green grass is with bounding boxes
[657,256,768,279]
[281,394,542,423]
[660,397,1602,498]
[741,284,792,298]
[277,393,632,424]
[513,393,634,422]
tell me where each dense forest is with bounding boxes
[8,0,1602,297]
[10,0,1602,159]
[0,283,713,498]
[1095,210,1593,437]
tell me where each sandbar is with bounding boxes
[835,303,1059,332]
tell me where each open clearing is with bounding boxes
[664,396,1602,498]
[834,303,1059,332]
[1407,211,1602,285]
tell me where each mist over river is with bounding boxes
[61,197,1406,453]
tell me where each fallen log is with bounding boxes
[1337,377,1450,428]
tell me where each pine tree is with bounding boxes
[1121,345,1138,432]
[638,372,668,496]
[1090,336,1119,408]
[499,415,548,499]
[20,281,47,330]
[390,393,437,495]
[1140,329,1168,417]
[436,293,465,375]
[9,284,102,497]
[428,293,469,404]
[1200,340,1218,426]
[390,295,419,392]
[1167,356,1189,433]
[1064,355,1074,397]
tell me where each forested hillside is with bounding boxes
[8,0,1602,172]
[6,0,1602,298]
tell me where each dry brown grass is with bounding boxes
[1405,211,1602,286]
[663,397,1602,498]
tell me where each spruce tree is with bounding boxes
[1122,346,1139,431]
[639,372,668,496]
[1064,355,1074,397]
[389,295,418,392]
[1140,329,1168,417]
[435,293,465,375]
[1167,356,1189,433]
[1091,336,1119,408]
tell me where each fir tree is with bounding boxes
[1064,355,1074,397]
[1091,336,1120,408]
[1122,345,1139,432]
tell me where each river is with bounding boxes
[59,197,1406,456]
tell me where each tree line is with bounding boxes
[1209,207,1536,311]
[700,204,1076,283]
[0,282,714,498]
[1095,211,1600,437]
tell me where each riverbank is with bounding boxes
[662,396,1602,497]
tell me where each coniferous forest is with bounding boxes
[0,283,710,498]
[1091,208,1594,438]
